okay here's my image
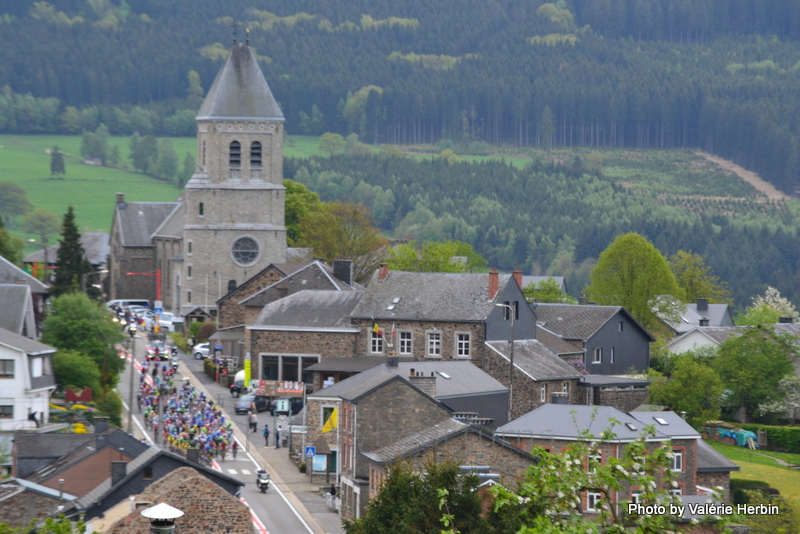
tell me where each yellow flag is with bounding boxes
[322,407,338,433]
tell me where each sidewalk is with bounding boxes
[176,358,346,534]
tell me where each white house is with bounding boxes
[0,327,56,431]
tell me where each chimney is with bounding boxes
[696,298,708,312]
[387,356,398,367]
[186,448,200,464]
[276,284,288,299]
[488,269,499,300]
[699,317,709,327]
[779,316,794,324]
[409,373,436,398]
[94,416,110,433]
[333,260,353,287]
[512,268,523,289]
[378,263,389,281]
[116,193,125,204]
[111,461,127,486]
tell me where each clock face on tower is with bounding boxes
[231,236,260,266]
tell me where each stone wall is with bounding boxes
[248,329,358,380]
[592,387,649,413]
[218,268,284,328]
[697,471,732,502]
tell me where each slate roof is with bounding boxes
[306,356,415,373]
[0,326,55,355]
[389,361,507,398]
[0,284,34,336]
[663,301,734,334]
[196,43,284,121]
[361,419,467,463]
[696,439,740,473]
[0,477,78,503]
[216,262,308,305]
[486,340,582,381]
[579,375,651,387]
[240,261,361,307]
[24,232,110,267]
[0,255,49,293]
[250,290,363,329]
[534,304,623,340]
[115,202,180,247]
[309,364,445,406]
[535,326,584,356]
[496,405,699,441]
[151,202,185,238]
[14,434,96,479]
[351,270,512,322]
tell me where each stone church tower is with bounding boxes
[178,41,287,312]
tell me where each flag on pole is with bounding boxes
[372,322,382,336]
[322,407,338,433]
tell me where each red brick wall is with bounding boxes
[41,448,133,497]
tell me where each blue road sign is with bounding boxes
[305,446,316,458]
[154,307,163,314]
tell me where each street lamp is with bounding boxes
[127,325,137,434]
[495,302,516,423]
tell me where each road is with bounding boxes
[117,333,317,534]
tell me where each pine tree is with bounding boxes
[52,206,94,298]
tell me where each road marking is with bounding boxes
[241,469,251,475]
[227,469,237,474]
[240,498,269,534]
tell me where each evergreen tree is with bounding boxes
[0,216,23,264]
[52,206,94,298]
[50,145,65,177]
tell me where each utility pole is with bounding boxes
[127,325,137,434]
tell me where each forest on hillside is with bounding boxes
[2,0,800,195]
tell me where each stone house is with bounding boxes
[496,405,735,514]
[579,375,651,412]
[362,418,536,501]
[534,303,655,375]
[306,365,453,520]
[101,467,251,534]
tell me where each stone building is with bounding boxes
[0,477,77,528]
[107,41,292,317]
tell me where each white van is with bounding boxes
[106,299,151,310]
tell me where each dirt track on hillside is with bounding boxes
[695,150,788,200]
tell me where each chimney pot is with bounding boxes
[378,263,389,281]
[410,368,415,377]
[696,298,709,312]
[488,269,499,300]
[699,317,710,327]
[116,193,125,204]
[512,268,523,289]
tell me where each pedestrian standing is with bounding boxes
[248,411,258,433]
[275,425,281,448]
[263,424,270,446]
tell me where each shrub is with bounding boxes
[95,389,123,427]
[739,423,800,453]
[170,331,189,352]
[189,321,202,340]
[196,322,217,342]
[204,359,218,380]
[730,479,772,505]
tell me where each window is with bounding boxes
[670,450,683,472]
[229,141,241,168]
[631,489,642,505]
[187,265,192,278]
[187,291,192,303]
[669,488,682,497]
[398,331,412,355]
[321,406,336,430]
[540,383,547,402]
[587,453,601,473]
[201,141,206,166]
[31,357,42,378]
[0,360,14,378]
[593,348,602,364]
[187,241,192,254]
[370,331,383,354]
[250,141,262,167]
[198,202,204,216]
[610,347,615,364]
[514,300,520,320]
[456,333,470,358]
[586,492,602,512]
[143,467,154,480]
[0,406,12,418]
[231,236,260,266]
[427,332,441,357]
[228,280,237,293]
[619,321,624,332]
[562,381,568,395]
[502,301,512,320]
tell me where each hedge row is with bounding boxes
[204,360,218,381]
[739,423,800,453]
[730,479,772,505]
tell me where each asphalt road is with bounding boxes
[117,334,316,534]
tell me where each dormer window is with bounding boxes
[229,141,241,168]
[250,142,262,168]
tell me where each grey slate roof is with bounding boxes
[24,232,110,267]
[664,301,734,334]
[196,43,284,121]
[535,326,584,356]
[241,261,361,307]
[0,284,34,336]
[496,405,699,441]
[362,419,466,463]
[0,326,55,355]
[696,439,740,473]
[250,290,363,329]
[390,361,507,398]
[308,365,400,401]
[216,262,309,305]
[4,477,78,501]
[486,340,581,381]
[579,375,651,387]
[534,304,623,340]
[72,446,160,511]
[0,255,49,293]
[151,202,185,238]
[115,202,180,247]
[14,434,96,478]
[351,270,512,322]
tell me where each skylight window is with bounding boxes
[392,297,401,304]
[625,423,637,431]
[654,417,669,426]
[437,371,451,379]
[387,304,396,310]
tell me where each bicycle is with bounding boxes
[232,444,238,460]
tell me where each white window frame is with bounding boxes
[540,383,547,402]
[669,488,682,497]
[427,331,442,358]
[370,331,383,354]
[562,381,569,395]
[631,489,642,505]
[455,332,471,358]
[593,348,602,364]
[586,492,602,512]
[670,450,683,472]
[398,331,413,355]
[588,453,601,473]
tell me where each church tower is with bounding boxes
[180,41,287,313]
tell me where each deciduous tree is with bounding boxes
[647,357,723,428]
[0,182,32,227]
[668,250,732,304]
[284,179,321,245]
[736,286,800,326]
[586,233,682,332]
[522,276,577,303]
[50,145,65,177]
[23,208,60,262]
[52,349,101,393]
[0,216,23,263]
[387,240,487,272]
[318,132,346,156]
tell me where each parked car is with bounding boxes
[234,395,270,415]
[193,343,210,359]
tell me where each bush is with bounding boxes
[730,479,772,505]
[189,321,202,341]
[95,389,123,427]
[53,350,101,393]
[196,322,217,343]
[170,331,190,352]
[204,359,218,380]
[739,423,800,453]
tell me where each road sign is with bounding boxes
[154,307,163,314]
[305,446,316,458]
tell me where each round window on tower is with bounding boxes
[231,236,260,266]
